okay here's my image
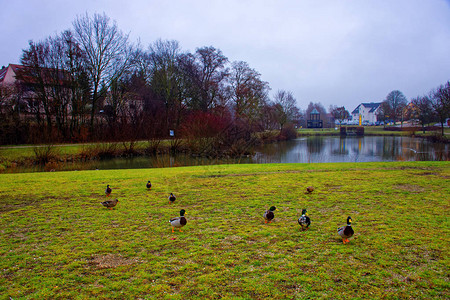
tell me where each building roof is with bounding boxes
[0,64,26,83]
[0,63,70,86]
[352,102,381,114]
[310,108,320,114]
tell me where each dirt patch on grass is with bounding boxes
[89,253,141,269]
[416,172,439,176]
[194,169,336,179]
[394,184,425,193]
[0,198,40,213]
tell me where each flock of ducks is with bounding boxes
[100,183,355,244]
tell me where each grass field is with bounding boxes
[0,162,449,299]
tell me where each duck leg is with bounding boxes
[172,227,175,233]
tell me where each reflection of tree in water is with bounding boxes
[307,136,324,154]
[382,136,396,160]
[257,139,298,156]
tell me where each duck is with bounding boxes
[169,209,187,232]
[263,206,277,223]
[168,193,176,204]
[306,186,314,194]
[337,216,354,244]
[146,181,152,190]
[298,208,311,231]
[101,198,119,210]
[105,185,112,197]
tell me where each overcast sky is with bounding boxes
[1,0,449,110]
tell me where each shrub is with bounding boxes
[78,143,118,160]
[180,111,231,155]
[278,123,298,141]
[33,145,60,165]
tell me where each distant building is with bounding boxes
[307,108,323,128]
[0,64,31,114]
[351,102,382,125]
[1,64,17,85]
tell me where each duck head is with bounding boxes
[180,209,186,216]
[347,216,352,225]
[302,208,307,215]
[269,206,277,212]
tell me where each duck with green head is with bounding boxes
[263,206,277,223]
[146,181,152,190]
[170,209,187,232]
[298,208,311,231]
[338,216,354,244]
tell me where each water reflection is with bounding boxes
[254,136,449,164]
[4,136,449,173]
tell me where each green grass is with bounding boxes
[0,162,449,299]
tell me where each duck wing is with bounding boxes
[264,210,274,220]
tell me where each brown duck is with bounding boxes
[101,198,119,210]
[306,186,314,194]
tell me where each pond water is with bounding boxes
[7,136,450,173]
[253,136,449,163]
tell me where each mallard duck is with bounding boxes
[169,209,187,232]
[101,198,119,210]
[105,185,112,196]
[146,181,152,190]
[263,206,277,223]
[338,216,354,244]
[298,208,311,231]
[306,186,314,194]
[168,193,176,204]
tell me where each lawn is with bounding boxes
[0,162,449,299]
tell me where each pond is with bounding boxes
[253,136,449,163]
[6,136,450,173]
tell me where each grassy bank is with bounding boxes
[297,126,450,137]
[0,162,449,299]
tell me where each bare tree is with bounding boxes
[330,105,350,128]
[145,39,186,131]
[411,95,435,133]
[430,81,450,136]
[273,90,297,129]
[229,61,269,124]
[73,13,133,133]
[383,90,408,123]
[182,46,229,112]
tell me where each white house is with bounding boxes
[351,102,381,125]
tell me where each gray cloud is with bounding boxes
[1,0,449,111]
